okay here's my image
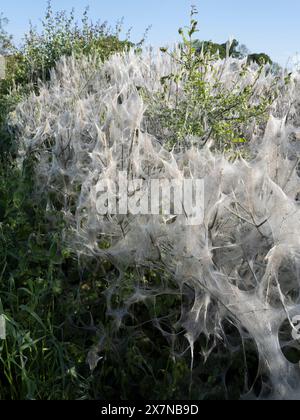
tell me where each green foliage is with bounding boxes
[0,161,247,399]
[194,38,273,66]
[146,8,278,152]
[19,1,133,86]
[0,149,257,400]
[0,4,277,400]
[0,14,14,55]
[0,1,134,154]
[0,1,130,89]
[0,161,73,399]
[247,52,272,66]
[0,16,22,152]
[193,38,241,59]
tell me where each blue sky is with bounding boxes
[1,0,299,65]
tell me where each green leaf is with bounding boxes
[232,137,247,143]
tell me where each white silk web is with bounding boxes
[11,50,300,399]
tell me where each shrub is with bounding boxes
[0,13,14,55]
[20,1,134,86]
[0,1,135,153]
[11,27,300,400]
[144,9,280,153]
[2,4,300,401]
[0,1,133,92]
[0,160,229,400]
